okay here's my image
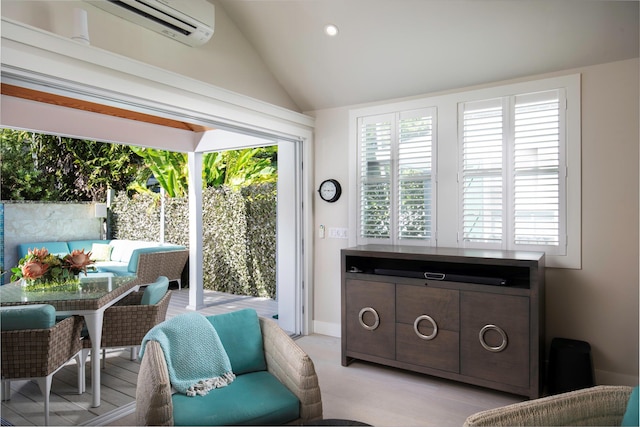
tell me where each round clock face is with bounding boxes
[318,179,342,203]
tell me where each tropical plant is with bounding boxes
[130,146,278,197]
[203,147,277,189]
[1,129,278,201]
[68,140,145,200]
[1,130,63,200]
[1,129,143,201]
[129,147,189,197]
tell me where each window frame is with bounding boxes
[458,89,567,255]
[349,74,581,269]
[355,107,437,246]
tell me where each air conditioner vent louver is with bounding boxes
[113,0,193,35]
[85,0,214,47]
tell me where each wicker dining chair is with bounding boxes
[127,250,189,289]
[79,277,171,389]
[1,304,84,426]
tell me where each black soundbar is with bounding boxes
[373,268,507,286]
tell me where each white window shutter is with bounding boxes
[358,115,393,241]
[460,99,504,246]
[512,90,564,250]
[397,109,435,242]
[460,91,565,252]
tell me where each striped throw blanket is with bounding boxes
[140,312,235,396]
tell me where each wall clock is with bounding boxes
[318,179,342,203]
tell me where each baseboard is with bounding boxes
[312,320,340,337]
[80,401,135,426]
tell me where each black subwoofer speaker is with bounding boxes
[547,337,595,395]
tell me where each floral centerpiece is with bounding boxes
[11,247,94,290]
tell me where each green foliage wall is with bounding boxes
[110,193,161,241]
[110,184,276,298]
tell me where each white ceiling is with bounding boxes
[216,0,639,112]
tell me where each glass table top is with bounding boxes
[0,276,138,311]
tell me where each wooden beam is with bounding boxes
[1,84,211,133]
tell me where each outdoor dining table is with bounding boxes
[0,275,139,407]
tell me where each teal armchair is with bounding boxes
[135,309,323,426]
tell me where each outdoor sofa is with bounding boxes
[17,239,189,288]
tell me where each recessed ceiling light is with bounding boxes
[324,24,339,37]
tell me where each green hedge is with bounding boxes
[110,184,276,298]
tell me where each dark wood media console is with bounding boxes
[341,245,545,398]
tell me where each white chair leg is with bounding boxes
[1,380,10,401]
[80,348,91,393]
[130,346,138,361]
[75,353,83,395]
[177,279,181,290]
[36,375,53,426]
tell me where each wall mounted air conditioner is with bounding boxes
[85,0,214,47]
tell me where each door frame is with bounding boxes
[1,18,315,334]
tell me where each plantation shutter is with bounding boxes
[460,90,565,252]
[460,99,504,245]
[358,114,393,241]
[397,109,434,241]
[513,90,564,249]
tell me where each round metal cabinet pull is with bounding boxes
[414,315,438,340]
[358,307,380,331]
[479,324,508,352]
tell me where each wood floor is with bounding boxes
[164,287,278,320]
[1,288,524,426]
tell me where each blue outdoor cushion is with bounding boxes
[141,276,170,305]
[206,308,267,375]
[17,241,70,259]
[96,266,134,276]
[172,370,300,426]
[67,239,111,253]
[0,304,56,330]
[622,386,639,426]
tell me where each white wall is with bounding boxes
[310,58,639,386]
[3,202,101,281]
[0,0,299,111]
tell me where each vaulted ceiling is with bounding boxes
[217,0,639,112]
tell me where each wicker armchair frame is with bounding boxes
[135,316,323,426]
[464,385,634,426]
[127,250,189,289]
[1,315,84,426]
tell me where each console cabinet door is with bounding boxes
[396,285,460,372]
[460,291,530,388]
[345,279,395,360]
